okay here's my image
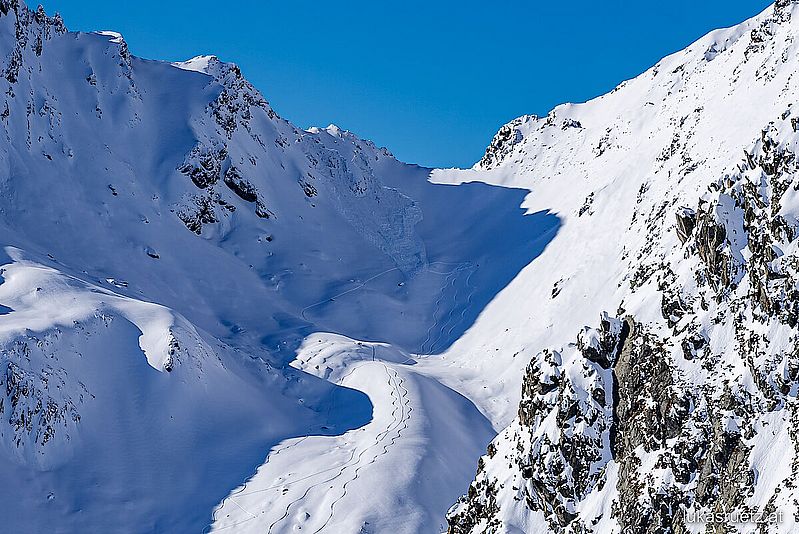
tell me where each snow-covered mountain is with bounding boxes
[446,1,799,533]
[3,0,799,533]
[0,1,551,532]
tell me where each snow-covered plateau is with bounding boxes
[1,1,799,533]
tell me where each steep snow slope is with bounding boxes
[447,1,799,532]
[0,2,554,360]
[0,246,364,533]
[0,1,557,532]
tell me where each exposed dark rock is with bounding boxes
[477,116,533,170]
[179,147,227,189]
[223,166,258,202]
[0,336,82,456]
[576,314,626,370]
[611,322,696,533]
[177,194,219,235]
[447,476,501,534]
[299,177,318,198]
[675,207,696,244]
[255,200,275,219]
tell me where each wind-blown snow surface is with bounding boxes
[0,2,556,533]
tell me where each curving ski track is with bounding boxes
[300,267,400,321]
[418,261,476,356]
[309,367,412,534]
[265,363,411,534]
[209,260,478,533]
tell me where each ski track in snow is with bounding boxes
[206,356,379,533]
[418,261,476,356]
[307,366,412,534]
[299,267,401,321]
[0,3,548,531]
[203,432,316,533]
[209,261,479,533]
[11,1,799,532]
[210,356,412,534]
[264,365,410,534]
[300,261,478,358]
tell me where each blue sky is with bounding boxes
[41,0,773,168]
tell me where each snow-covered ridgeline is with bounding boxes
[447,1,799,532]
[3,0,799,532]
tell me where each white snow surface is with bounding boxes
[1,0,798,533]
[0,2,550,532]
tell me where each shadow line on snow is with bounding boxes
[272,165,561,357]
[203,168,559,532]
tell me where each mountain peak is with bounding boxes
[173,54,221,74]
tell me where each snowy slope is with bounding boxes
[447,1,799,532]
[211,334,494,534]
[0,246,359,533]
[4,0,799,533]
[0,1,553,533]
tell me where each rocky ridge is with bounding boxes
[447,2,799,533]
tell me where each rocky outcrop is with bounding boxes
[447,469,502,534]
[0,332,85,468]
[223,166,258,202]
[179,145,227,189]
[0,1,66,83]
[675,207,696,244]
[448,304,787,533]
[476,115,534,170]
[448,315,626,533]
[449,40,799,531]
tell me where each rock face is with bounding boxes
[447,2,799,533]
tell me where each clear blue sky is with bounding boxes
[40,0,773,168]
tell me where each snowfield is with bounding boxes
[2,0,799,533]
[211,334,494,534]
